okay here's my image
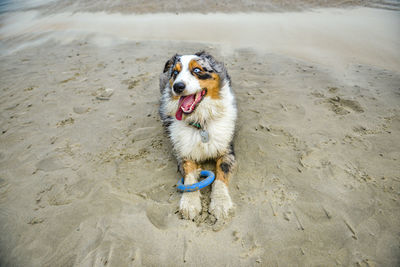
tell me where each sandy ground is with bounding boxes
[0,2,400,267]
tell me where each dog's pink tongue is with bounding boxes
[175,108,183,120]
[175,95,196,120]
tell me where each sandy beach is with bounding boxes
[0,1,399,266]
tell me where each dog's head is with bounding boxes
[160,51,230,120]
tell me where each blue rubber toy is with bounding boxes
[177,170,215,192]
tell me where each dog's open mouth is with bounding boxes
[175,89,206,121]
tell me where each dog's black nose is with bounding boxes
[173,82,186,94]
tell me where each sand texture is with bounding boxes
[0,3,400,267]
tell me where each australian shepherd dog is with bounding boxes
[159,51,237,221]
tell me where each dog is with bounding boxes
[159,51,237,220]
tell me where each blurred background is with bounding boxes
[1,0,400,13]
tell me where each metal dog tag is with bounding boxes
[200,130,209,143]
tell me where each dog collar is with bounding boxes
[188,121,202,129]
[188,121,209,143]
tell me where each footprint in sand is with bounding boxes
[327,96,364,115]
[311,90,365,115]
[79,237,140,266]
[137,183,177,203]
[0,177,10,203]
[36,156,64,172]
[145,203,172,230]
[73,106,90,114]
[35,179,93,208]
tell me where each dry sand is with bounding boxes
[0,2,400,266]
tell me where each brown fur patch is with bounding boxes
[199,73,220,99]
[216,154,235,185]
[175,62,182,72]
[189,59,203,72]
[169,62,182,89]
[189,59,221,99]
[183,160,198,176]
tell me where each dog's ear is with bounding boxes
[195,51,216,65]
[195,51,223,73]
[163,54,179,73]
[196,51,231,84]
[160,54,180,92]
[195,51,207,57]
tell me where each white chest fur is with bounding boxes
[169,112,235,161]
[162,82,237,161]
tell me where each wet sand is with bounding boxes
[3,0,400,14]
[0,3,400,267]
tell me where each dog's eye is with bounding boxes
[173,70,179,76]
[193,68,201,73]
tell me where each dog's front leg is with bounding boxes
[179,159,202,220]
[209,152,236,220]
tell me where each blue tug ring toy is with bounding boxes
[177,170,215,192]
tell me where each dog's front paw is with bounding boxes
[209,180,234,220]
[179,191,201,220]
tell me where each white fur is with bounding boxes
[209,179,234,219]
[179,172,202,220]
[173,55,201,96]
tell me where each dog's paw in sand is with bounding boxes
[179,172,202,220]
[179,191,202,220]
[209,180,234,220]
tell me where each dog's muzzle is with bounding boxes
[173,82,185,94]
